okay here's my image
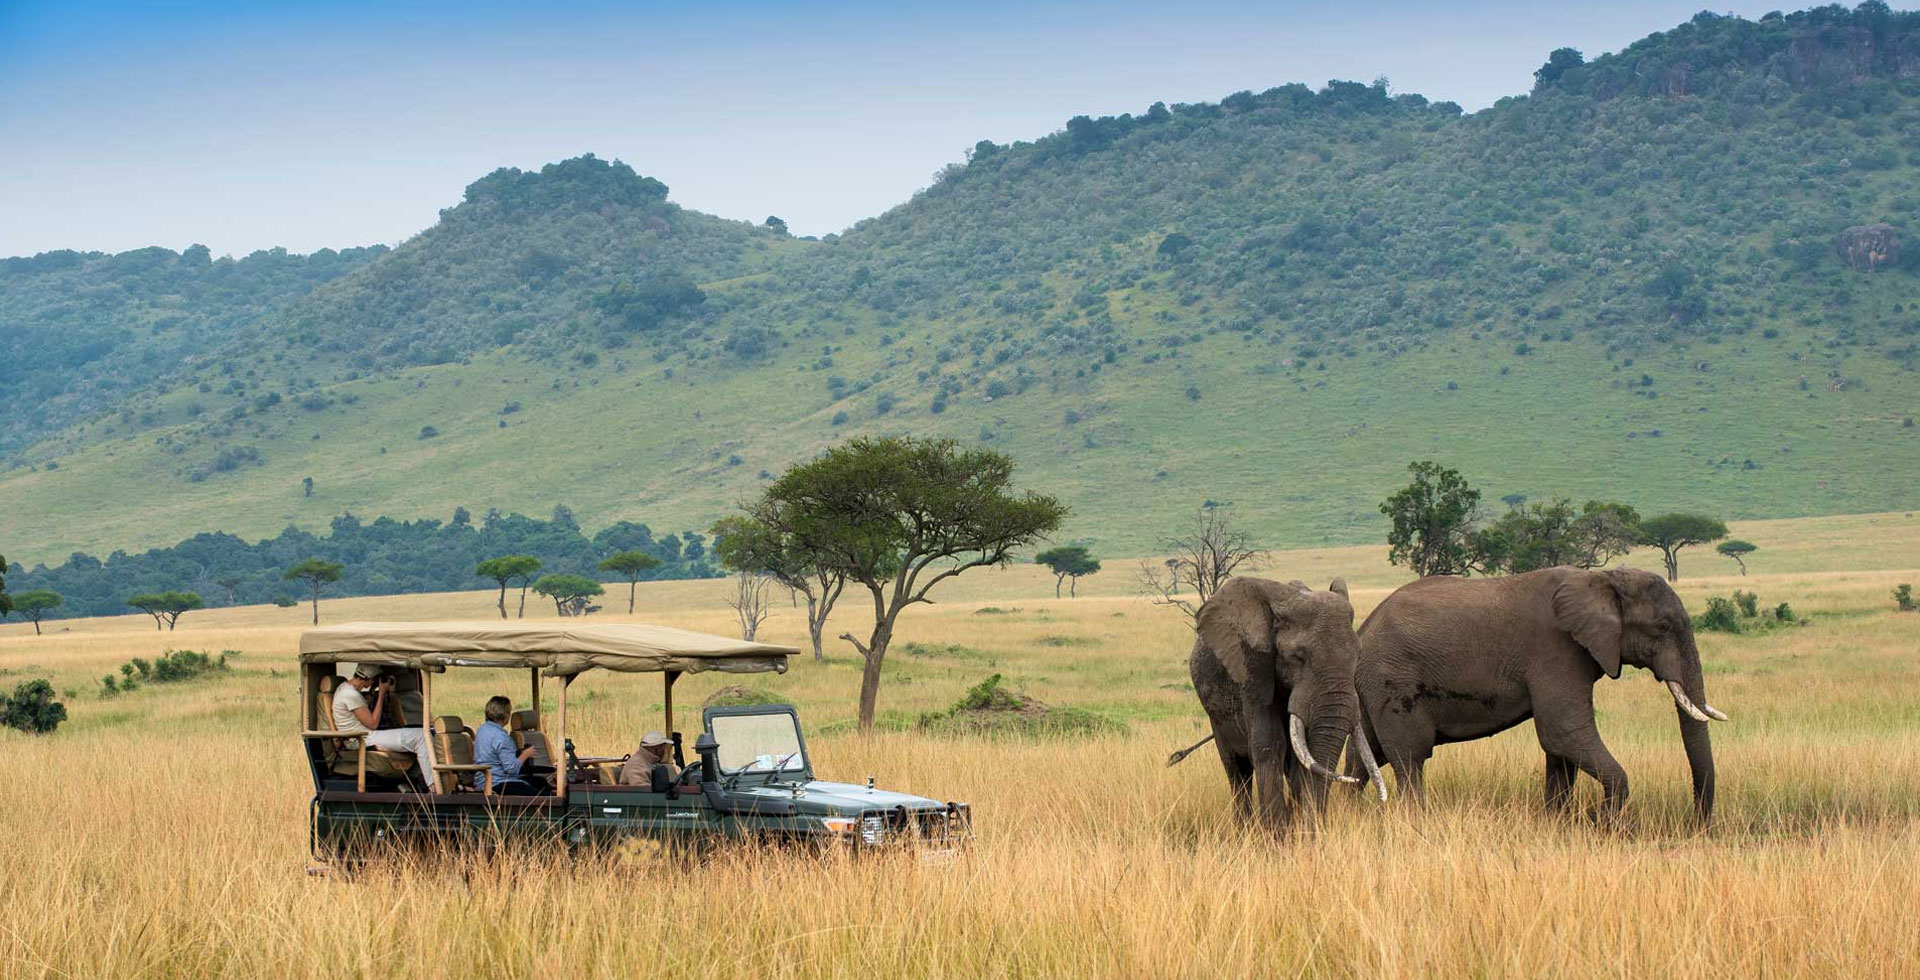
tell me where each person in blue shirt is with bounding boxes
[474,695,549,795]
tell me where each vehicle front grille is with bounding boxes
[857,804,972,847]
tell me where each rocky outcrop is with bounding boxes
[1837,224,1899,272]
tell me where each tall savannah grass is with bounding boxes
[2,516,1918,977]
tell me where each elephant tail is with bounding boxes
[1165,733,1216,767]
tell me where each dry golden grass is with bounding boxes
[2,512,1918,978]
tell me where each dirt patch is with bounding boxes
[702,685,786,708]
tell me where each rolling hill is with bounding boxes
[2,4,1918,568]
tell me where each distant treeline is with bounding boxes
[5,506,719,621]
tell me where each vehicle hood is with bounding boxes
[728,780,948,811]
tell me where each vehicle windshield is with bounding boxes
[711,711,807,776]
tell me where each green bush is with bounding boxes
[1694,596,1743,633]
[103,649,234,693]
[1733,590,1759,617]
[1,679,68,735]
[1896,584,1916,612]
[1775,602,1795,622]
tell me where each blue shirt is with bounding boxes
[473,720,524,787]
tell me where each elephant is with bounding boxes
[1170,577,1386,828]
[1350,566,1728,820]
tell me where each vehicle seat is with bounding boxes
[312,675,413,788]
[510,709,553,767]
[432,715,492,794]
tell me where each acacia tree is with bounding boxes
[598,550,663,614]
[13,590,63,634]
[284,559,344,625]
[1380,461,1482,577]
[532,573,603,616]
[1136,505,1267,622]
[214,576,243,606]
[128,591,203,631]
[749,437,1064,732]
[1638,514,1728,581]
[1716,539,1757,576]
[476,555,542,619]
[1035,546,1101,597]
[711,515,848,661]
[1467,498,1640,574]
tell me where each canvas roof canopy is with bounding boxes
[298,621,794,677]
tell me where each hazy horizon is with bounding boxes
[2,0,1785,259]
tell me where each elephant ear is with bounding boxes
[1327,578,1349,599]
[1197,578,1293,685]
[1552,572,1623,679]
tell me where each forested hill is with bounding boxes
[2,4,1918,564]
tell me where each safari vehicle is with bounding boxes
[299,622,972,861]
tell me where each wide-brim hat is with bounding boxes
[639,730,671,747]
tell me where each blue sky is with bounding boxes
[0,1,1785,257]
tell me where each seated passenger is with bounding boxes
[475,695,550,796]
[617,731,679,787]
[333,665,436,782]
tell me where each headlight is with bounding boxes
[820,817,858,835]
[860,815,886,845]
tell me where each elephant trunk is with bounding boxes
[1675,640,1717,823]
[1288,683,1360,785]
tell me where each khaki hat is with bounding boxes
[352,664,382,680]
[639,731,671,747]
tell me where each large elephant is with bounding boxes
[1352,566,1728,820]
[1176,577,1386,828]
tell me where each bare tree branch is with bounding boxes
[1134,505,1268,625]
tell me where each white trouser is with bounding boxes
[365,726,435,779]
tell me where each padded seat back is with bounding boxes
[510,709,553,767]
[434,715,478,793]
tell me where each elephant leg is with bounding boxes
[1534,681,1628,817]
[1215,742,1254,822]
[1367,691,1435,806]
[1543,752,1578,813]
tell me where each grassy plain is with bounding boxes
[1,514,1918,977]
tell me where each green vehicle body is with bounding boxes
[307,704,972,858]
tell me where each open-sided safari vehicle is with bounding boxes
[299,622,972,861]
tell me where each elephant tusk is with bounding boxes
[1291,714,1360,784]
[1352,722,1387,803]
[1667,681,1727,722]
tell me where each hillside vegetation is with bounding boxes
[3,5,1918,563]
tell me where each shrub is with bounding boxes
[1733,590,1759,617]
[1775,602,1796,622]
[1,680,67,734]
[105,649,234,691]
[1694,596,1743,633]
[1896,584,1916,612]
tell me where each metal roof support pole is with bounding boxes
[555,674,571,801]
[664,669,680,736]
[421,666,436,795]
